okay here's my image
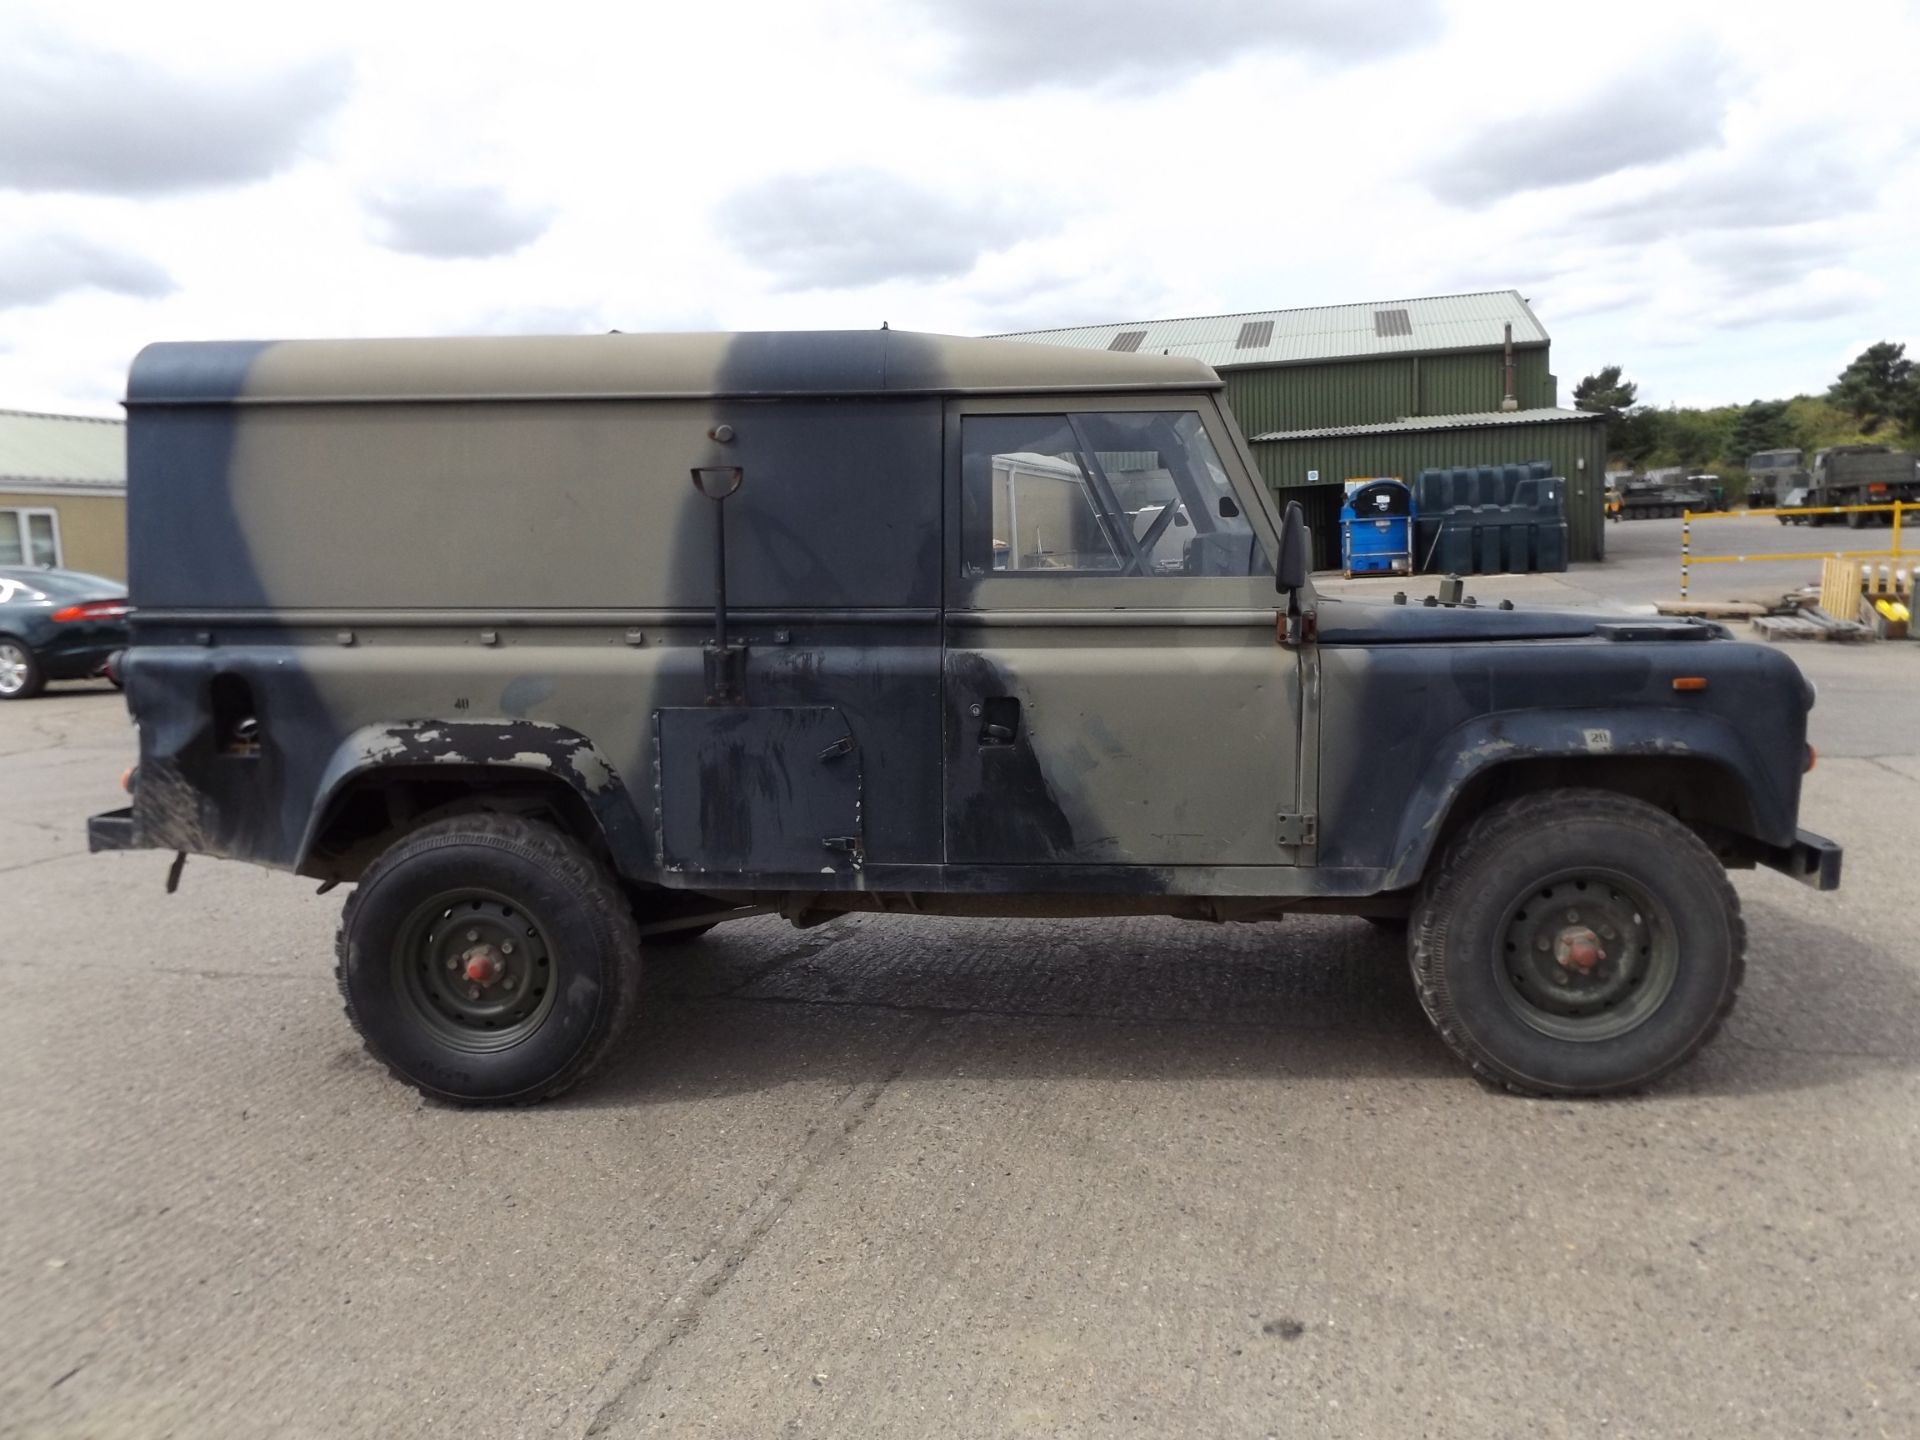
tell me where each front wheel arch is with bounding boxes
[1395,752,1764,892]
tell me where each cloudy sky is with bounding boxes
[2,0,1915,417]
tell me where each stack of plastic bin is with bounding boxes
[1412,463,1568,574]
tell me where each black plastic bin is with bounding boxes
[1412,463,1567,574]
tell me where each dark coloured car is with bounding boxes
[0,567,130,699]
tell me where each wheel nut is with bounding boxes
[504,977,517,991]
[501,942,514,955]
[467,985,481,1000]
[466,929,479,942]
[446,957,459,970]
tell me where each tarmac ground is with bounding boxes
[4,521,1916,1438]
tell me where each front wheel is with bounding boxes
[1410,790,1743,1097]
[336,815,642,1104]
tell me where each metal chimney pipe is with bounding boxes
[1501,323,1518,411]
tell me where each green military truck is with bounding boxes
[90,331,1840,1104]
[1744,448,1807,511]
[1779,444,1920,528]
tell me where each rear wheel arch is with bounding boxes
[303,761,619,882]
[297,721,650,882]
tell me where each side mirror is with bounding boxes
[1275,499,1310,594]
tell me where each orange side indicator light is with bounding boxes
[1805,745,1817,773]
[1672,677,1709,692]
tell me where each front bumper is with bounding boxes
[1758,828,1843,890]
[88,807,141,852]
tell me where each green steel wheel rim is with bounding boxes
[393,888,559,1053]
[1493,868,1680,1043]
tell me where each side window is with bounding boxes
[0,509,60,568]
[961,412,1262,577]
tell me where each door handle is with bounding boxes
[977,696,1021,746]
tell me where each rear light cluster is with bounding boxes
[51,600,130,623]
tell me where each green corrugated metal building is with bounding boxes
[998,291,1607,568]
[1250,409,1609,567]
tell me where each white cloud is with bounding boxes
[0,0,1915,416]
[0,34,350,196]
[0,232,174,310]
[364,185,555,259]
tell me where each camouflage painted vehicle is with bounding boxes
[1606,470,1722,521]
[89,331,1841,1104]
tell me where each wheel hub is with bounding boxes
[1498,874,1678,1041]
[1554,925,1605,975]
[462,945,503,986]
[396,892,554,1050]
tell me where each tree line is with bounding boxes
[1572,342,1920,484]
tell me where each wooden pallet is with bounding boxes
[1821,557,1914,617]
[1653,599,1768,619]
[1752,608,1872,643]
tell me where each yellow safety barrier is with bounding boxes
[1679,501,1913,598]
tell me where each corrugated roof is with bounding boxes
[995,290,1548,369]
[0,408,125,489]
[1252,408,1598,443]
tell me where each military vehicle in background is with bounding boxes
[1744,449,1808,510]
[1605,469,1725,520]
[1777,445,1920,528]
[88,330,1839,1105]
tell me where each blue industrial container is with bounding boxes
[1340,478,1413,576]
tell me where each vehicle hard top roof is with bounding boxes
[126,330,1224,407]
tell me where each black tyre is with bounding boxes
[1846,508,1866,530]
[1410,789,1743,1097]
[0,637,45,700]
[336,815,641,1105]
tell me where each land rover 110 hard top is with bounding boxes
[89,330,1841,1104]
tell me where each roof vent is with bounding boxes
[1373,309,1412,337]
[1235,320,1274,349]
[1107,330,1147,353]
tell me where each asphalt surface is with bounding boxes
[5,536,1918,1438]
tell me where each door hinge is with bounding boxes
[1275,813,1317,847]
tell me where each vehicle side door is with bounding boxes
[941,395,1308,870]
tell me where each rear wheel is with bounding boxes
[0,638,44,700]
[336,815,641,1104]
[1410,789,1743,1097]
